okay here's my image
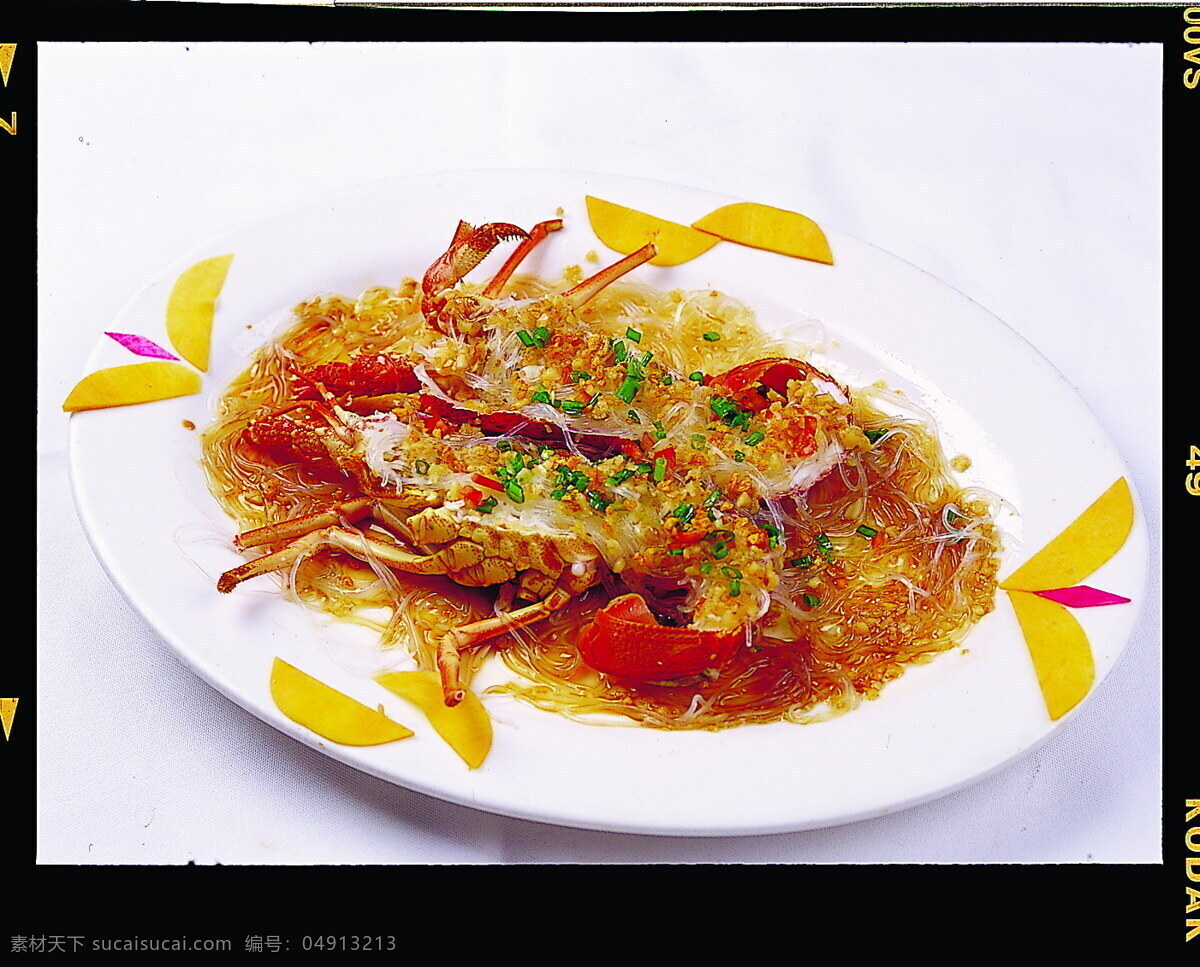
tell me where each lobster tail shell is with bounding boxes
[578,593,744,682]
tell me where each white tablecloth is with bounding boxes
[37,41,1161,864]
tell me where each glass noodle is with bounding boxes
[201,269,1001,731]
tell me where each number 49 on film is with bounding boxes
[1186,445,1200,495]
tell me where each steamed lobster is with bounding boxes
[216,216,852,704]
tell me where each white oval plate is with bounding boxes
[68,170,1147,836]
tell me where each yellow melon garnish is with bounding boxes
[1000,478,1134,592]
[691,202,834,265]
[1007,590,1095,720]
[62,361,202,412]
[586,195,719,266]
[270,658,413,746]
[165,253,234,371]
[375,670,492,769]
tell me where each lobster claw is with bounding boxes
[577,594,744,682]
[421,220,529,298]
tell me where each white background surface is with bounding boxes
[38,40,1162,864]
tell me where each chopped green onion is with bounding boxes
[559,400,585,415]
[476,496,498,514]
[530,326,550,347]
[625,327,642,343]
[864,428,888,444]
[636,462,653,474]
[856,524,878,538]
[660,373,674,386]
[733,451,746,462]
[531,389,553,406]
[671,503,695,525]
[627,409,641,423]
[570,370,592,383]
[704,491,723,508]
[702,331,721,342]
[720,566,742,579]
[550,488,568,500]
[652,420,666,441]
[688,371,705,382]
[640,350,654,365]
[700,561,712,573]
[516,330,535,347]
[668,548,684,556]
[653,457,667,482]
[504,482,525,503]
[712,543,729,560]
[761,524,781,548]
[611,339,627,361]
[615,378,640,404]
[745,432,765,447]
[789,555,814,568]
[709,396,738,419]
[586,490,611,511]
[690,433,706,451]
[413,459,430,475]
[607,468,635,486]
[729,580,741,596]
[707,529,734,542]
[815,532,834,562]
[494,441,513,452]
[802,593,820,607]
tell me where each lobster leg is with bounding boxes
[217,526,486,593]
[233,498,373,550]
[437,588,573,705]
[481,218,563,298]
[562,243,657,310]
[219,528,348,593]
